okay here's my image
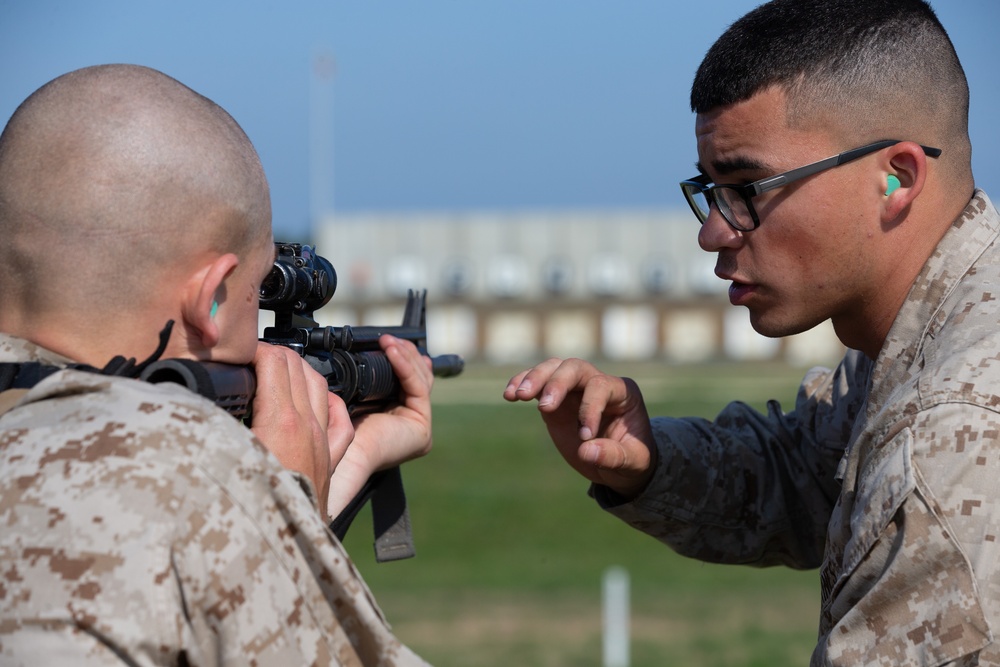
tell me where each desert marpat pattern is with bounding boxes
[599,190,1000,666]
[0,335,429,666]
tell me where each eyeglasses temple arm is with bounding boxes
[752,154,841,195]
[752,140,941,196]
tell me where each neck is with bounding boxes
[0,310,192,369]
[835,189,970,359]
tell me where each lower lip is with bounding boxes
[729,282,755,305]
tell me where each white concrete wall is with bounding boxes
[306,210,844,366]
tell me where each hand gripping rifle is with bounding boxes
[140,242,463,561]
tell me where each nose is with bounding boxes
[697,208,745,253]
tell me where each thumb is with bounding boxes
[578,438,631,471]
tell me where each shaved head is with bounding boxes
[0,64,272,316]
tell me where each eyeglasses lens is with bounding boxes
[684,185,711,223]
[682,182,755,230]
[716,188,753,231]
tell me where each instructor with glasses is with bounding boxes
[505,0,1000,663]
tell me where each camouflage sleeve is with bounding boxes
[816,401,1000,664]
[595,350,869,569]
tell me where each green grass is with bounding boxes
[342,361,826,666]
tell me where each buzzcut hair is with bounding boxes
[691,0,970,155]
[0,65,273,313]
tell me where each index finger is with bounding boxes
[380,335,433,398]
[502,357,568,402]
[504,357,605,407]
[504,358,630,441]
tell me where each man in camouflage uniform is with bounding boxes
[505,0,999,664]
[0,65,433,665]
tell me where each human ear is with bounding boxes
[880,142,927,223]
[184,253,239,349]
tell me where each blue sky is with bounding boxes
[2,1,997,240]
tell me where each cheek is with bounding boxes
[246,279,260,305]
[758,224,838,290]
[800,237,869,300]
[232,316,261,365]
[231,290,262,358]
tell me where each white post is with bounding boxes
[602,566,630,667]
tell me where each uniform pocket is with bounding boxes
[840,432,916,579]
[819,429,991,665]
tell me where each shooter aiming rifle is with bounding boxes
[140,242,464,561]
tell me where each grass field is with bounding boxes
[342,361,829,666]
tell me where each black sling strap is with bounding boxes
[0,322,174,416]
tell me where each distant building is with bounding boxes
[303,209,844,366]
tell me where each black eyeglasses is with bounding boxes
[679,139,942,231]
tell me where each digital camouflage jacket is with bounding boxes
[600,190,1000,666]
[0,336,428,666]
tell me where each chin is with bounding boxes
[748,311,807,339]
[751,313,826,340]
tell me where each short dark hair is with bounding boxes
[691,0,969,147]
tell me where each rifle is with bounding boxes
[140,241,464,561]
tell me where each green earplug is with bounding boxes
[885,174,901,196]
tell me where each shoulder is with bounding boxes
[922,261,1000,410]
[0,370,280,523]
[4,369,252,453]
[0,371,312,624]
[918,194,1000,408]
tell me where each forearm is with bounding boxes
[596,354,869,567]
[597,400,845,568]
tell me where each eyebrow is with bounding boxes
[695,154,771,178]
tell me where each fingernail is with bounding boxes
[579,426,593,440]
[580,442,600,463]
[538,393,552,408]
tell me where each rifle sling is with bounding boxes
[370,466,416,562]
[329,465,416,562]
